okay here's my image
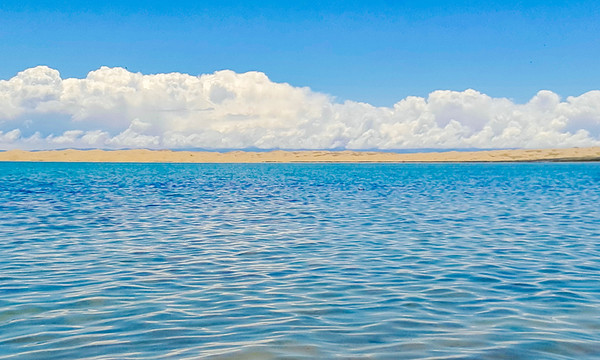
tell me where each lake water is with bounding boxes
[1,162,599,359]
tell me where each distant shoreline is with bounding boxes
[1,147,600,163]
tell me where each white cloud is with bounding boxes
[1,65,600,150]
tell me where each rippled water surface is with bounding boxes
[1,162,600,359]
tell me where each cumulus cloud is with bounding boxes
[1,66,600,150]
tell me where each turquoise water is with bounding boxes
[1,162,600,359]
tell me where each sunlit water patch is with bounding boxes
[1,162,600,359]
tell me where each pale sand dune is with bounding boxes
[1,147,600,163]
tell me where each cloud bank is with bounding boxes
[1,66,600,150]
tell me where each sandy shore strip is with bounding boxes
[1,147,600,163]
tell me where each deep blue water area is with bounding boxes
[1,162,599,359]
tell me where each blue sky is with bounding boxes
[2,1,600,151]
[1,0,599,106]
